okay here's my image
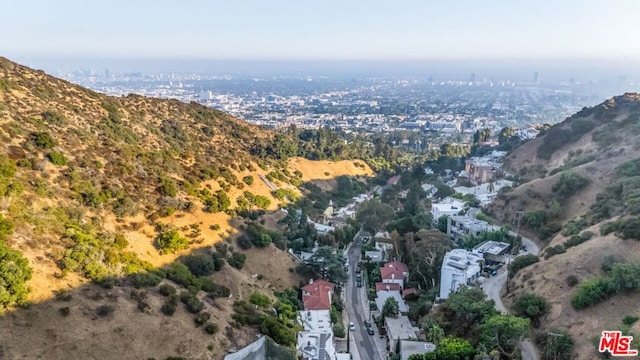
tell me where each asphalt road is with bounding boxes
[345,239,383,360]
[482,235,540,360]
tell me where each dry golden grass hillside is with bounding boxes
[488,94,640,358]
[0,57,373,359]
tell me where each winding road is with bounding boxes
[482,234,540,360]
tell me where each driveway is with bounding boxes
[482,235,540,360]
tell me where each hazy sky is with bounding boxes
[2,0,639,61]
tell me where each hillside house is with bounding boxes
[439,249,483,299]
[380,261,409,288]
[302,279,335,311]
[447,215,501,243]
[385,316,418,353]
[431,197,466,222]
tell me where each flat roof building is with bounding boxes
[297,310,337,360]
[447,215,501,243]
[431,197,466,222]
[385,316,418,353]
[400,340,436,360]
[473,240,511,262]
[439,249,484,299]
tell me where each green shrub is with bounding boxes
[564,234,588,249]
[165,263,197,288]
[552,172,590,199]
[0,240,32,309]
[59,307,71,316]
[156,230,189,254]
[159,284,176,297]
[566,275,579,287]
[509,255,539,278]
[544,245,566,259]
[181,294,204,314]
[0,214,15,237]
[157,177,178,197]
[31,132,56,149]
[243,191,271,209]
[249,293,271,308]
[236,235,253,250]
[159,206,175,217]
[192,276,210,291]
[600,220,622,236]
[623,316,639,325]
[131,272,163,288]
[228,253,247,269]
[96,305,115,317]
[523,210,546,228]
[615,216,640,240]
[0,155,17,178]
[561,218,588,236]
[204,323,219,334]
[182,254,219,277]
[206,283,231,298]
[571,278,615,309]
[475,212,491,222]
[512,293,550,326]
[242,176,254,185]
[47,152,68,166]
[161,302,176,316]
[194,312,211,327]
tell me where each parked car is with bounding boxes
[367,327,375,335]
[349,322,356,331]
[355,267,361,274]
[364,320,372,328]
[356,281,362,288]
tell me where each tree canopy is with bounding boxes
[356,199,394,233]
[382,297,400,318]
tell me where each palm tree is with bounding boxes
[487,179,496,194]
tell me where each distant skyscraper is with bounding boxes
[533,71,539,85]
[470,73,477,83]
[104,68,110,80]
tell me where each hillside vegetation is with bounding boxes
[0,57,374,359]
[487,93,640,359]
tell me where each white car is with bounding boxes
[349,322,356,331]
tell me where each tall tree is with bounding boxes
[480,315,530,358]
[356,199,394,234]
[382,297,400,318]
[407,229,451,289]
[296,246,346,284]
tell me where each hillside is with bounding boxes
[488,93,640,358]
[0,57,372,359]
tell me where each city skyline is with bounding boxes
[2,0,640,61]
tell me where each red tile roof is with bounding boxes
[380,267,405,281]
[380,261,409,280]
[301,279,335,311]
[383,261,409,273]
[375,282,402,292]
[402,287,418,299]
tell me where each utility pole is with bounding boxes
[507,211,523,293]
[347,326,351,353]
[515,211,524,238]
